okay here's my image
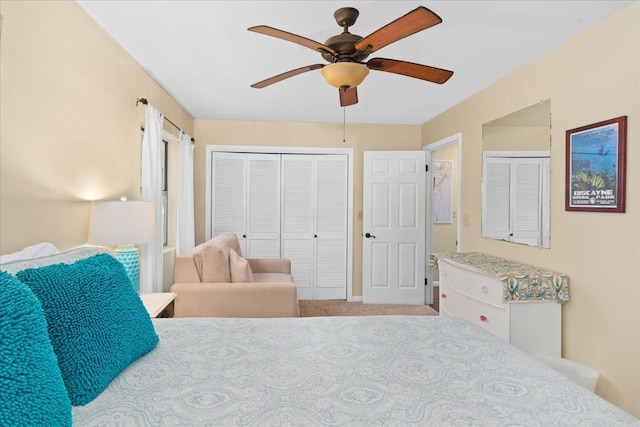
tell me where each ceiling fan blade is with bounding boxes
[251,64,324,89]
[248,26,336,56]
[367,58,453,84]
[339,87,358,106]
[355,7,442,55]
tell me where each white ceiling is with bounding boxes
[76,1,633,125]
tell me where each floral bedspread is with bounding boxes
[432,252,569,303]
[71,317,638,426]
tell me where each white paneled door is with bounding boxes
[362,151,426,304]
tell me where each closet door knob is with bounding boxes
[365,232,376,238]
[242,234,247,238]
[314,234,318,238]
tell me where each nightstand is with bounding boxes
[140,292,176,318]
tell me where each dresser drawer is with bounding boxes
[435,253,563,356]
[440,284,507,341]
[440,260,503,308]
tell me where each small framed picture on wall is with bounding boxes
[565,116,627,213]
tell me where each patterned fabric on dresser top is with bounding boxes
[72,316,639,426]
[433,252,569,303]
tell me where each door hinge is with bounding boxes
[425,164,429,172]
[425,278,428,286]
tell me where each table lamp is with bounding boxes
[88,199,156,292]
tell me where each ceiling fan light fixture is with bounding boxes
[321,62,369,89]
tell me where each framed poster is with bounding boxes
[566,116,627,212]
[433,160,453,223]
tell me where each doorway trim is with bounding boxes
[423,133,462,303]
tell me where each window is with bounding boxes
[161,140,168,247]
[140,130,169,248]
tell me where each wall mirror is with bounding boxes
[482,100,551,248]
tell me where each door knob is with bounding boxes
[365,233,376,238]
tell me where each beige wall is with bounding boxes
[0,1,194,254]
[483,126,550,152]
[421,3,640,416]
[193,120,421,297]
[433,144,459,252]
[431,143,459,284]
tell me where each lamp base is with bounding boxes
[114,245,139,293]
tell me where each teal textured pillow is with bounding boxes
[17,253,159,406]
[0,271,72,426]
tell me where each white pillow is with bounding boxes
[0,246,108,276]
[0,243,60,265]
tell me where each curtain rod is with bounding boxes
[136,98,195,143]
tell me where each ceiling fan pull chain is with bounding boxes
[343,107,346,143]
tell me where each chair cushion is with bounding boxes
[0,271,72,426]
[252,272,294,283]
[229,249,253,283]
[16,253,158,406]
[192,233,242,282]
[213,232,242,257]
[197,244,231,283]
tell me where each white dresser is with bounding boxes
[435,252,569,357]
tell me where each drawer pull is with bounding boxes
[441,293,447,299]
[482,285,488,293]
[480,315,487,322]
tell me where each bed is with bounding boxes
[1,247,638,426]
[72,316,638,426]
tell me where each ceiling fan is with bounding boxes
[248,6,454,107]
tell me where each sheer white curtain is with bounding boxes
[176,131,195,255]
[139,104,164,294]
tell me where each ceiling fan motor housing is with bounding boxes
[322,32,368,63]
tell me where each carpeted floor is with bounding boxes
[299,299,439,317]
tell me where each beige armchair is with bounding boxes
[170,233,299,318]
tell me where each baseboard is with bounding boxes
[348,295,363,302]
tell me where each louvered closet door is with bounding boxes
[541,158,550,248]
[512,158,543,246]
[211,152,280,257]
[211,152,247,254]
[281,155,315,299]
[482,156,547,246]
[281,154,347,300]
[314,155,347,299]
[482,158,511,241]
[246,154,281,257]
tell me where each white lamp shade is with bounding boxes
[320,62,369,88]
[88,201,156,246]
